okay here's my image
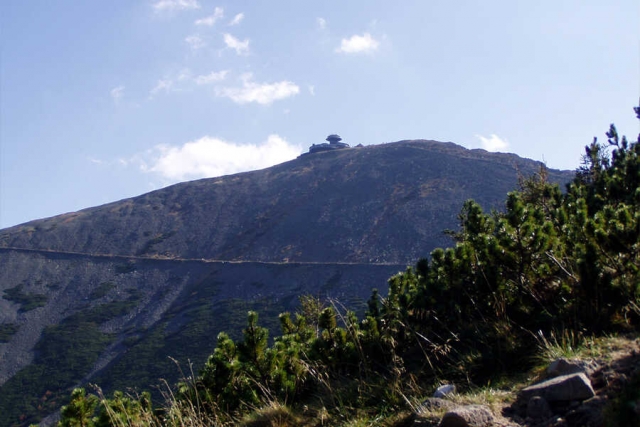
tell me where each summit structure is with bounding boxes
[307,134,350,154]
[325,134,344,144]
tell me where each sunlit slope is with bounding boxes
[0,140,572,264]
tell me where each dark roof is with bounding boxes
[326,134,342,142]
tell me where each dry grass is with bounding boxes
[532,331,639,373]
[237,401,303,427]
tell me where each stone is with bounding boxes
[416,397,456,413]
[439,405,495,427]
[519,373,595,403]
[547,358,594,378]
[434,384,456,398]
[526,396,552,420]
[564,397,606,427]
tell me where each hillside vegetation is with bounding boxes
[56,108,640,426]
[0,137,576,427]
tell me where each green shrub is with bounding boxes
[3,284,48,312]
[0,323,18,342]
[89,282,115,300]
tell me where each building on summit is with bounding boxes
[307,134,350,154]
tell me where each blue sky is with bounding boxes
[1,1,638,228]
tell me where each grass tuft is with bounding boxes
[533,329,586,363]
[238,402,302,427]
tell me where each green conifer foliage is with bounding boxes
[199,331,256,411]
[58,388,98,427]
[56,103,640,425]
[93,391,152,427]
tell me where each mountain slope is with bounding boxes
[0,140,574,426]
[0,140,572,264]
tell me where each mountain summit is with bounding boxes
[0,140,573,426]
[0,140,570,264]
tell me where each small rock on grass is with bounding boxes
[439,404,494,427]
[434,384,456,398]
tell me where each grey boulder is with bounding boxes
[519,372,595,403]
[439,405,495,427]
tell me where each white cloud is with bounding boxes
[229,12,244,26]
[223,33,249,55]
[216,73,300,105]
[88,157,104,165]
[148,70,193,98]
[177,68,192,81]
[110,86,125,102]
[194,7,223,25]
[336,33,379,54]
[317,17,326,29]
[195,70,229,84]
[475,134,510,152]
[185,35,205,50]
[143,135,302,181]
[150,79,173,97]
[308,85,315,96]
[153,0,200,12]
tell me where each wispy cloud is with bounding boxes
[148,68,195,98]
[216,73,300,105]
[142,135,301,181]
[110,86,125,102]
[475,134,510,152]
[223,33,249,55]
[308,85,315,96]
[177,68,192,81]
[195,70,229,84]
[153,0,200,12]
[185,35,205,50]
[149,79,173,97]
[336,33,379,54]
[88,157,104,165]
[229,12,244,26]
[194,6,223,25]
[317,17,326,29]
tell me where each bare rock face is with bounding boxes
[439,405,495,427]
[519,373,595,403]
